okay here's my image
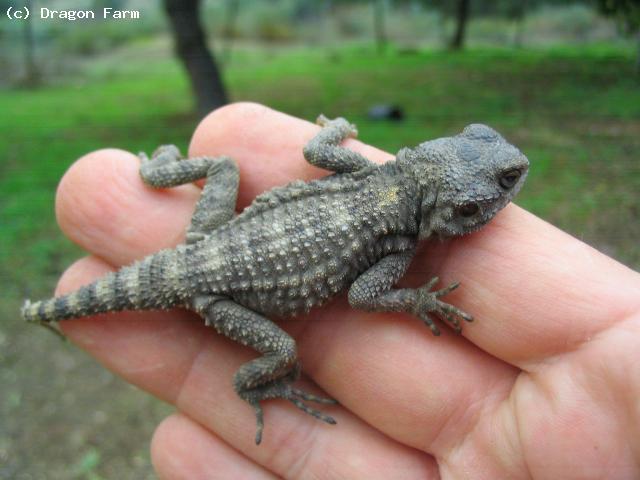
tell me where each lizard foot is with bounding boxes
[413,277,473,336]
[315,114,358,138]
[239,366,337,444]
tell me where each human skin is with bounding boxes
[53,103,640,479]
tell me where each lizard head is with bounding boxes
[398,124,529,239]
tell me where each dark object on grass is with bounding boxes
[367,104,405,121]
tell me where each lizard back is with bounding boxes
[185,162,420,316]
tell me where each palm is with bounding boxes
[55,103,640,479]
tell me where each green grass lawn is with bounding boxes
[1,42,639,478]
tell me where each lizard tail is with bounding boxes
[21,249,185,324]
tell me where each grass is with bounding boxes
[1,42,639,478]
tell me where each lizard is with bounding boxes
[21,115,529,444]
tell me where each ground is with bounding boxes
[1,41,638,478]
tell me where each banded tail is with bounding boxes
[21,248,185,324]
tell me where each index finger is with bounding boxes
[418,201,640,368]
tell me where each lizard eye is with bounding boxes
[499,169,521,189]
[458,202,479,217]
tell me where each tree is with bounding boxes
[163,0,228,117]
[450,0,471,49]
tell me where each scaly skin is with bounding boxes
[22,115,529,444]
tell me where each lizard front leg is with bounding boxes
[348,252,473,336]
[303,115,373,173]
[139,145,239,243]
[200,298,336,444]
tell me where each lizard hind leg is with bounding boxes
[205,300,337,444]
[139,145,239,243]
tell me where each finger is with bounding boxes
[297,301,517,455]
[417,205,640,369]
[58,258,439,479]
[56,148,199,266]
[151,413,278,480]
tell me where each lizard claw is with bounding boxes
[414,277,473,335]
[240,374,338,445]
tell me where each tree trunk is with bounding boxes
[449,0,470,50]
[163,0,228,118]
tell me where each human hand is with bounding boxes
[55,103,640,479]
